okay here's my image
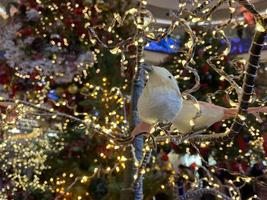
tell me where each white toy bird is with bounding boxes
[137,65,183,124]
[131,66,267,137]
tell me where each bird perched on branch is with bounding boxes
[137,65,183,124]
[131,65,267,137]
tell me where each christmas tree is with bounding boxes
[0,0,267,200]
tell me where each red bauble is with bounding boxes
[237,135,247,152]
[240,6,255,25]
[0,75,10,84]
[161,152,169,161]
[230,162,239,172]
[74,8,83,15]
[29,69,40,81]
[199,146,209,156]
[18,27,33,37]
[219,80,226,89]
[0,65,14,84]
[200,64,209,73]
[64,18,74,27]
[190,163,197,170]
[75,25,85,36]
[170,142,178,150]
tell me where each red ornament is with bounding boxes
[161,152,169,161]
[200,64,209,73]
[18,27,33,37]
[74,8,83,16]
[199,146,209,156]
[75,25,85,36]
[0,74,11,84]
[241,160,249,172]
[170,142,178,150]
[219,80,226,89]
[64,17,75,27]
[230,162,239,172]
[190,163,197,170]
[237,135,247,152]
[29,69,40,81]
[0,65,19,93]
[240,6,255,26]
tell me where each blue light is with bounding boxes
[47,90,59,101]
[145,36,267,55]
[144,36,180,54]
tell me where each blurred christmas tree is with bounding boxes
[0,0,136,199]
[0,0,173,199]
[0,0,267,200]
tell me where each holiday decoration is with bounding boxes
[0,0,267,199]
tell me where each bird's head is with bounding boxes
[143,65,181,93]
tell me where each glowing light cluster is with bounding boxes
[0,0,266,199]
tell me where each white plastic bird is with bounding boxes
[137,65,183,124]
[131,66,267,137]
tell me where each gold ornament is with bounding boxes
[68,84,79,94]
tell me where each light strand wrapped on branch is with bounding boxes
[0,98,135,144]
[170,0,267,142]
[179,188,232,200]
[206,29,243,101]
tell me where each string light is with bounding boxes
[0,0,266,199]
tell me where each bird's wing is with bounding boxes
[172,100,224,134]
[138,88,183,124]
[195,102,225,129]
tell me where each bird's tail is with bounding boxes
[248,106,267,114]
[247,106,267,122]
[224,106,267,122]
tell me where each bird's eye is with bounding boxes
[168,76,172,79]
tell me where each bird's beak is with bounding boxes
[142,64,153,73]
